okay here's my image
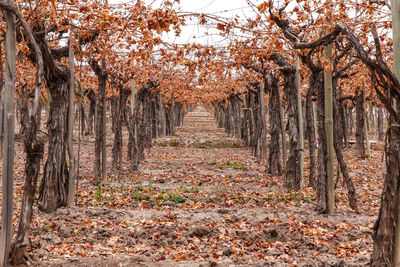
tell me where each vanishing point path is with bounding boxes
[35,105,373,267]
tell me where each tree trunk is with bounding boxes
[112,85,129,170]
[86,89,96,135]
[336,88,345,148]
[67,38,75,207]
[347,105,354,138]
[371,124,400,266]
[283,68,301,190]
[333,89,358,212]
[355,87,367,158]
[127,82,135,159]
[306,86,317,188]
[363,84,371,157]
[278,85,287,170]
[38,79,69,212]
[0,6,15,264]
[296,56,305,189]
[110,96,118,134]
[312,69,329,213]
[376,0,400,264]
[80,102,86,136]
[324,42,335,215]
[242,94,250,146]
[267,74,282,176]
[260,82,267,164]
[377,105,384,141]
[11,87,44,265]
[89,59,108,185]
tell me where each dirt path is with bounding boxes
[8,106,383,266]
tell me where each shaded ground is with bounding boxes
[1,106,385,266]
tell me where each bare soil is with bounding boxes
[1,106,385,266]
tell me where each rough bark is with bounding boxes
[371,124,400,266]
[313,69,329,213]
[112,85,130,169]
[347,105,354,138]
[80,102,86,136]
[242,94,249,146]
[333,92,358,212]
[89,59,108,185]
[39,78,69,212]
[283,69,301,190]
[355,87,367,158]
[270,54,301,189]
[67,38,75,207]
[377,105,384,141]
[0,6,15,264]
[86,89,96,135]
[306,86,317,188]
[267,74,282,176]
[34,25,71,214]
[11,87,44,264]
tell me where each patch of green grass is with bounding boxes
[190,186,200,194]
[263,194,273,202]
[216,160,244,170]
[167,192,187,203]
[119,183,125,194]
[108,187,115,201]
[214,196,222,203]
[229,160,244,170]
[234,194,245,202]
[96,184,103,202]
[148,183,153,194]
[136,184,143,192]
[212,186,222,194]
[132,191,150,201]
[181,186,200,194]
[45,223,50,232]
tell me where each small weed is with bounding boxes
[167,192,187,203]
[263,195,273,202]
[45,223,50,232]
[132,191,150,202]
[109,187,115,200]
[190,187,200,194]
[268,236,277,242]
[136,184,143,192]
[230,160,244,170]
[214,196,222,203]
[119,183,125,194]
[212,186,222,194]
[234,194,244,202]
[157,192,165,201]
[148,183,153,194]
[96,184,103,202]
[217,160,244,170]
